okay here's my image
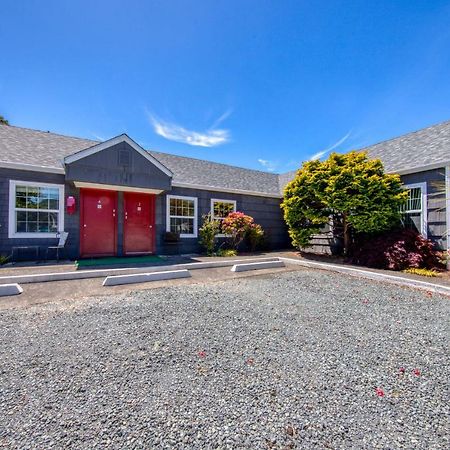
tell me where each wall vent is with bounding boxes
[119,149,131,166]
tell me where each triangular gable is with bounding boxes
[64,134,173,177]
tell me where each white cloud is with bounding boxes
[308,130,352,161]
[148,111,231,147]
[258,158,277,172]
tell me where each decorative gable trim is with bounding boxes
[63,134,173,177]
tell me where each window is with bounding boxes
[400,182,427,237]
[211,199,237,235]
[211,199,236,221]
[9,180,64,238]
[166,195,198,237]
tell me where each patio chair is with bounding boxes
[46,231,69,262]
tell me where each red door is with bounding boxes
[123,192,155,255]
[80,189,117,257]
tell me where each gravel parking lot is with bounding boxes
[1,269,449,449]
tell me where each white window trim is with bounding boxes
[166,195,198,238]
[210,198,237,237]
[8,180,65,239]
[403,182,427,238]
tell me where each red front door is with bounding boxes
[80,189,117,257]
[123,192,155,255]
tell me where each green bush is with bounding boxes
[199,213,221,255]
[403,268,440,277]
[222,212,265,251]
[0,254,10,265]
[216,248,237,257]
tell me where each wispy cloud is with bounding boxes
[147,111,231,147]
[308,130,352,161]
[91,132,107,141]
[257,158,278,172]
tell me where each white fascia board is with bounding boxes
[393,162,450,176]
[172,182,283,199]
[63,134,173,177]
[74,181,163,194]
[0,160,65,174]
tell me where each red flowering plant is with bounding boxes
[221,212,264,251]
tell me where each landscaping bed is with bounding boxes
[0,270,449,449]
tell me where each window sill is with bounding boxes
[8,232,60,239]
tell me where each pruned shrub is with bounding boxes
[0,254,10,265]
[351,229,444,271]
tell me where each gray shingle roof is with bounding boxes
[278,119,450,189]
[1,120,449,196]
[361,120,450,174]
[0,125,281,196]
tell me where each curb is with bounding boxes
[103,269,191,286]
[279,257,450,297]
[0,283,23,297]
[231,260,285,272]
[0,257,280,285]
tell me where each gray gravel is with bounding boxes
[1,269,449,449]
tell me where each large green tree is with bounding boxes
[281,151,407,255]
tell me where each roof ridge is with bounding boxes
[359,118,450,151]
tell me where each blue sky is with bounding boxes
[1,0,449,173]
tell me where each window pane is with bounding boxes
[48,212,58,232]
[26,187,39,209]
[13,185,60,234]
[403,212,421,233]
[403,187,421,212]
[16,186,27,208]
[169,198,194,217]
[170,217,194,234]
[213,201,235,219]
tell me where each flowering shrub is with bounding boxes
[351,229,444,271]
[221,212,265,251]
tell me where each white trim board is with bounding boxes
[172,182,283,198]
[63,134,173,177]
[74,181,163,195]
[403,181,428,238]
[166,194,198,238]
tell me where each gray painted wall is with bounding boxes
[156,186,290,254]
[402,168,447,249]
[0,168,290,260]
[65,141,171,191]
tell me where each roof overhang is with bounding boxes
[64,134,173,178]
[0,160,65,174]
[73,181,164,194]
[390,161,450,176]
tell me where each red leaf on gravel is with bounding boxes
[247,358,255,365]
[399,367,406,374]
[426,291,433,297]
[198,350,206,358]
[362,300,369,304]
[375,388,385,397]
[413,368,421,376]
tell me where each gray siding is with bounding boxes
[65,141,171,191]
[156,186,290,255]
[401,168,447,249]
[0,169,290,260]
[0,168,69,259]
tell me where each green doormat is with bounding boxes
[76,255,163,268]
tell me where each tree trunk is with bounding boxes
[343,214,350,256]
